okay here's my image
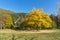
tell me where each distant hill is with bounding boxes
[17,13,27,16]
[0,8,15,14]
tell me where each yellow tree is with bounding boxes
[2,14,13,28]
[25,8,52,30]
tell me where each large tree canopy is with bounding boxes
[25,8,52,29]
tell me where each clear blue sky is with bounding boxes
[0,0,60,14]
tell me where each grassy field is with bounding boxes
[0,29,60,40]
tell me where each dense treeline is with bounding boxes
[0,8,60,30]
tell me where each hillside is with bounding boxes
[0,8,15,14]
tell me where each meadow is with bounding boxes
[0,29,60,40]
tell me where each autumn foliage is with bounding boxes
[0,8,59,30]
[0,14,12,29]
[2,14,13,28]
[25,8,52,29]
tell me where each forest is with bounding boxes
[0,8,59,30]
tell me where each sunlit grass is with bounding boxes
[0,29,60,40]
[0,29,56,33]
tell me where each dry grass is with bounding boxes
[0,29,56,33]
[0,29,60,40]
